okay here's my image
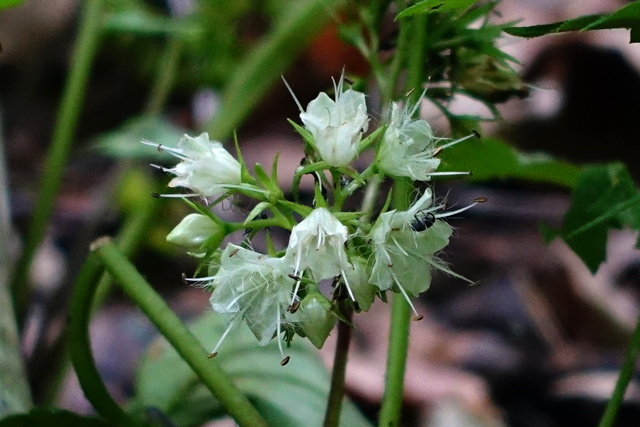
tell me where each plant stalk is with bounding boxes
[599,312,640,427]
[323,302,354,427]
[91,239,269,427]
[10,0,105,320]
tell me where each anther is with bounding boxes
[288,301,301,314]
[288,274,301,281]
[181,273,187,285]
[413,315,424,321]
[474,196,487,203]
[207,352,218,359]
[151,193,161,198]
[281,356,291,366]
[228,248,240,257]
[472,129,481,138]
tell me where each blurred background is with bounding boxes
[2,0,640,426]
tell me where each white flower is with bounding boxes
[143,132,242,197]
[208,244,294,354]
[288,75,369,167]
[377,101,472,181]
[285,207,353,300]
[369,190,461,312]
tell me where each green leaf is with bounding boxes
[505,2,640,43]
[397,0,482,19]
[0,409,114,427]
[92,116,186,160]
[0,0,22,10]
[546,164,640,273]
[438,137,580,187]
[130,312,372,427]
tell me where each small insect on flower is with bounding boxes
[410,210,436,232]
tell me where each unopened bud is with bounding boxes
[167,214,225,252]
[299,292,336,349]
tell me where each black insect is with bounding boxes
[410,210,436,232]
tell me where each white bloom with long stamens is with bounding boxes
[369,190,476,309]
[143,133,242,197]
[286,75,369,167]
[378,101,472,181]
[208,244,294,354]
[285,208,353,300]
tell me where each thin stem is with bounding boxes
[0,113,32,415]
[145,37,183,116]
[67,250,140,427]
[378,10,428,426]
[378,178,411,427]
[598,312,640,427]
[323,303,354,427]
[205,0,342,139]
[91,239,269,427]
[10,0,105,320]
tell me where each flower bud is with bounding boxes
[167,214,225,252]
[298,292,336,349]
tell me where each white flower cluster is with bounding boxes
[145,74,479,360]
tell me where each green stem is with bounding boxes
[91,239,269,427]
[598,312,640,427]
[0,115,32,415]
[378,178,411,427]
[145,37,183,117]
[205,0,342,139]
[10,0,105,320]
[323,303,353,427]
[68,250,141,427]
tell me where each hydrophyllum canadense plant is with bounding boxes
[145,74,484,362]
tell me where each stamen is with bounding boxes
[150,164,167,172]
[340,271,356,301]
[210,321,235,355]
[288,301,300,314]
[393,279,421,318]
[291,279,302,305]
[276,305,288,365]
[434,198,484,218]
[281,76,304,113]
[436,133,474,151]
